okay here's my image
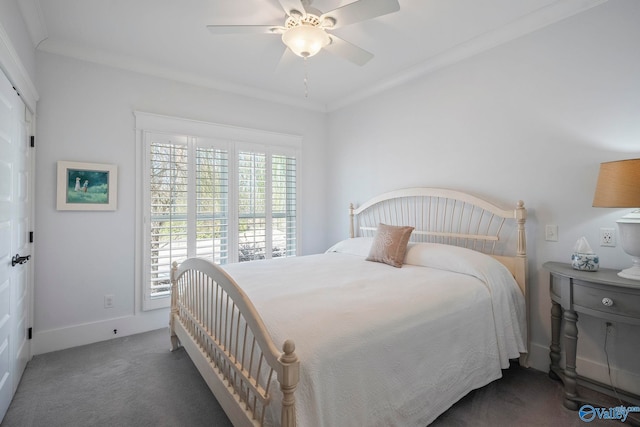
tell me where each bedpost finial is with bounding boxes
[283,339,296,355]
[280,339,298,365]
[515,200,527,257]
[349,203,355,238]
[514,200,527,221]
[171,261,178,281]
[279,338,299,426]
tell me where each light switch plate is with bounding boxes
[545,225,558,242]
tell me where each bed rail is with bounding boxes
[170,258,299,427]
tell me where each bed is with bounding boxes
[169,187,528,427]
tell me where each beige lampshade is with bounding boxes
[592,158,640,207]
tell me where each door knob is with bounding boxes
[11,254,30,267]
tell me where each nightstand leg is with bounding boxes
[549,300,562,380]
[563,309,580,410]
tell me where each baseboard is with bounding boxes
[526,341,640,398]
[577,375,640,407]
[527,341,551,373]
[32,309,169,355]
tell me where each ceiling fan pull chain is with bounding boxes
[303,56,309,98]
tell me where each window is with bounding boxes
[135,112,300,310]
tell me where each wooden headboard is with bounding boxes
[349,187,528,297]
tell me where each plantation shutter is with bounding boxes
[238,150,267,261]
[236,148,297,261]
[272,154,297,257]
[146,134,231,301]
[139,120,299,311]
[196,146,229,264]
[149,137,189,298]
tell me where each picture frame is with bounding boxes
[56,161,118,211]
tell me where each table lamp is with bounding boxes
[592,158,640,280]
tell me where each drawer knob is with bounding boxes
[601,297,614,307]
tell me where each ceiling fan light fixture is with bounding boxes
[282,24,330,58]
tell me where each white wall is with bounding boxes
[326,0,640,395]
[33,52,328,353]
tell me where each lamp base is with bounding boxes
[618,257,640,280]
[617,212,640,281]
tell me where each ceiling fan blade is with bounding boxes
[324,35,373,66]
[277,0,305,16]
[206,25,284,35]
[322,0,400,29]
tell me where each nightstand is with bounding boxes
[543,261,640,410]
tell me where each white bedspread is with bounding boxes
[222,241,526,427]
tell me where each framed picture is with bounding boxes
[56,161,118,211]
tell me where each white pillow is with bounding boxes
[404,242,508,282]
[325,237,373,257]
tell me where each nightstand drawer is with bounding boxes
[573,282,640,318]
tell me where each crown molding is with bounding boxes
[38,39,327,113]
[327,0,609,111]
[17,0,48,48]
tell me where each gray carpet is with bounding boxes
[2,328,637,427]
[430,361,639,427]
[2,328,232,427]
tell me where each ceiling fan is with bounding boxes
[207,0,401,66]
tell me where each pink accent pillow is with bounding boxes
[366,223,414,268]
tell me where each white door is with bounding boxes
[0,68,32,421]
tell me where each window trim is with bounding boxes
[135,112,301,311]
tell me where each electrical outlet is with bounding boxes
[104,294,114,308]
[545,225,558,242]
[600,227,616,247]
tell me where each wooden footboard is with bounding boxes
[170,258,299,427]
